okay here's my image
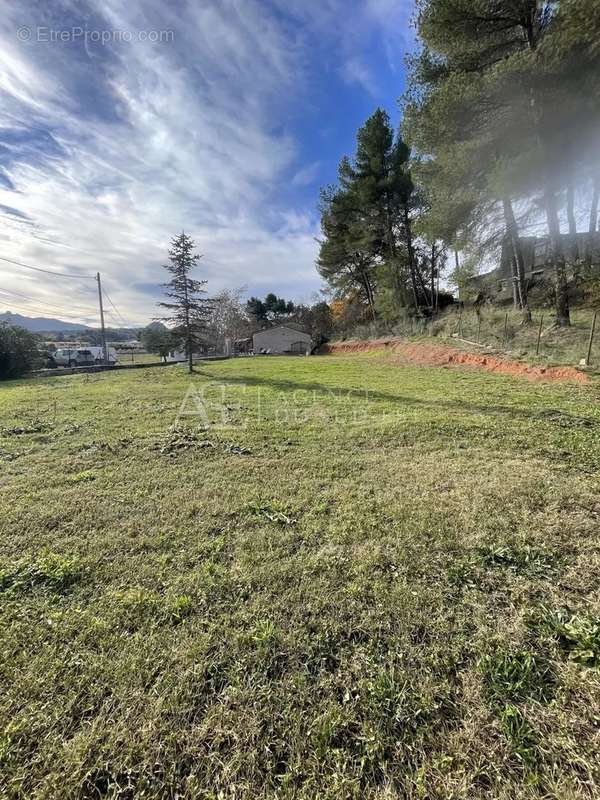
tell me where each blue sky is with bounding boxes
[0,0,415,326]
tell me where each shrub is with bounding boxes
[0,323,42,380]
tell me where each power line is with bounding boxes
[0,254,151,327]
[104,309,124,328]
[0,285,97,315]
[0,294,95,322]
[102,288,129,327]
[0,298,96,323]
[0,255,94,280]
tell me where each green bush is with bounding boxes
[0,323,42,380]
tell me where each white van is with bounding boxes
[52,347,118,367]
[52,348,96,367]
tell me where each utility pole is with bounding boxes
[96,272,108,365]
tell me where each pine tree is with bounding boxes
[317,176,378,318]
[158,233,212,374]
[407,0,600,326]
[404,2,537,322]
[318,109,428,317]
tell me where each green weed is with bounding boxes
[534,607,600,667]
[481,649,554,704]
[499,704,540,767]
[0,552,81,593]
[250,502,297,525]
[68,469,97,483]
[478,544,559,577]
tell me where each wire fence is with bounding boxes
[111,350,163,366]
[344,307,600,367]
[426,307,599,367]
[38,350,162,369]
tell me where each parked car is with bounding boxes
[52,348,97,367]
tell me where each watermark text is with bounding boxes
[17,26,174,44]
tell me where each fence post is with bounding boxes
[503,312,509,347]
[476,315,482,344]
[585,311,597,366]
[457,308,463,338]
[535,314,544,356]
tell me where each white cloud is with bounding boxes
[291,161,321,187]
[341,56,378,96]
[364,0,416,66]
[0,1,416,326]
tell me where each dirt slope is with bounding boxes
[320,338,589,384]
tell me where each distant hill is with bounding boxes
[0,311,92,333]
[0,311,143,341]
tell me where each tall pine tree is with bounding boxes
[318,109,427,317]
[158,233,212,374]
[404,1,539,322]
[407,0,600,325]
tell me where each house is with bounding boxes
[252,323,312,355]
[166,343,211,362]
[465,232,600,303]
[232,337,253,355]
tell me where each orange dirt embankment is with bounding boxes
[320,338,589,384]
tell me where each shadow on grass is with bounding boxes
[191,367,598,428]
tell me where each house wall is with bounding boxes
[500,233,600,279]
[253,327,311,354]
[464,232,600,303]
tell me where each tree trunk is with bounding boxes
[416,265,430,306]
[430,243,436,311]
[386,250,404,309]
[182,273,193,373]
[359,268,376,320]
[523,9,537,51]
[384,199,405,309]
[520,16,569,325]
[502,197,531,323]
[510,255,519,309]
[566,181,579,266]
[585,174,600,272]
[402,204,419,309]
[543,185,570,327]
[367,278,376,320]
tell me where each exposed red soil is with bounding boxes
[320,338,589,384]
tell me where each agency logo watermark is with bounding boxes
[17,26,174,44]
[173,382,383,430]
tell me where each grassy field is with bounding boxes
[1,355,600,799]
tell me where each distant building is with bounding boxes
[252,323,312,355]
[231,337,253,355]
[166,342,212,362]
[112,339,144,351]
[466,232,600,303]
